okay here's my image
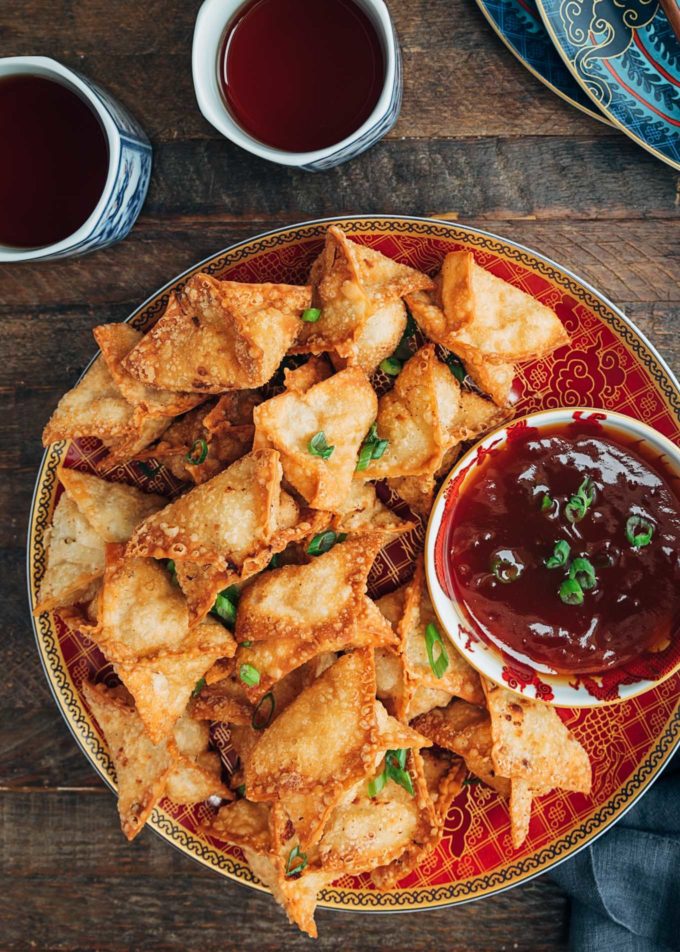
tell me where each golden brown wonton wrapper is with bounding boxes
[166,713,230,803]
[127,449,282,567]
[93,323,205,417]
[331,481,415,535]
[362,345,461,480]
[329,299,408,374]
[122,275,311,393]
[58,468,166,543]
[253,367,377,510]
[292,225,432,364]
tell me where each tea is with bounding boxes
[220,0,385,153]
[0,75,109,248]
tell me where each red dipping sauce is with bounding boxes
[440,421,680,674]
[219,0,385,152]
[0,75,109,248]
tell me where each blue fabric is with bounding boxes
[550,751,680,952]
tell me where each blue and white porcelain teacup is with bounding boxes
[0,56,152,263]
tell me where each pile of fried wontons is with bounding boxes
[36,226,590,938]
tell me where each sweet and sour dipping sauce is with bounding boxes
[441,420,680,674]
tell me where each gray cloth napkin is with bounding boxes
[550,751,680,952]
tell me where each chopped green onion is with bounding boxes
[166,559,176,577]
[308,430,334,460]
[307,530,346,556]
[186,438,208,465]
[540,493,553,513]
[235,783,246,798]
[569,556,597,591]
[380,356,402,376]
[444,352,467,383]
[252,692,275,730]
[268,554,280,570]
[490,550,523,583]
[394,313,418,361]
[239,663,260,687]
[241,640,252,648]
[356,422,389,471]
[559,578,584,606]
[565,476,596,523]
[544,540,570,569]
[138,461,159,479]
[462,777,482,785]
[385,749,414,796]
[425,622,449,679]
[285,845,308,877]
[191,677,206,698]
[626,514,654,548]
[367,770,387,798]
[301,307,322,323]
[212,590,237,627]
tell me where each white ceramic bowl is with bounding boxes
[191,0,402,171]
[0,56,151,262]
[425,406,680,707]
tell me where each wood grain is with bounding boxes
[1,0,678,947]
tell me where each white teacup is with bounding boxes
[192,0,402,171]
[0,56,152,263]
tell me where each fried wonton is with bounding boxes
[283,356,333,393]
[34,493,105,614]
[386,473,437,518]
[127,450,282,567]
[398,559,484,713]
[58,468,166,543]
[93,323,205,417]
[331,481,415,535]
[483,679,591,845]
[122,275,312,393]
[209,798,272,852]
[34,470,166,615]
[244,650,380,801]
[452,390,513,443]
[253,367,377,510]
[330,299,408,373]
[411,699,510,797]
[419,747,467,825]
[362,345,462,479]
[291,226,432,365]
[166,713,231,803]
[82,681,177,840]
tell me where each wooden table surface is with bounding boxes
[1,1,678,949]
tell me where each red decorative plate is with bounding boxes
[28,216,680,911]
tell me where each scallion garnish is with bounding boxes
[490,550,523,583]
[544,540,570,569]
[285,845,308,877]
[307,530,347,556]
[166,559,176,578]
[252,691,275,730]
[191,677,206,698]
[569,556,597,591]
[540,493,553,513]
[239,663,260,687]
[355,422,389,472]
[186,438,208,465]
[212,586,239,627]
[559,578,584,606]
[235,783,246,798]
[301,307,322,323]
[394,312,418,361]
[268,554,280,570]
[241,640,252,647]
[425,622,449,679]
[379,356,402,376]
[308,430,334,460]
[625,514,654,548]
[444,352,467,383]
[564,476,596,524]
[368,749,414,798]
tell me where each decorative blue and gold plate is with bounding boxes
[537,0,680,169]
[475,0,610,123]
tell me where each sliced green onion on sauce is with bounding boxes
[569,556,597,590]
[380,356,403,376]
[301,307,322,323]
[308,430,334,460]
[239,663,260,687]
[559,578,584,606]
[564,476,596,523]
[285,844,308,877]
[307,530,347,556]
[490,550,523,583]
[252,691,275,730]
[425,622,449,679]
[540,493,553,513]
[186,438,208,465]
[191,677,206,698]
[625,514,654,548]
[544,539,570,569]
